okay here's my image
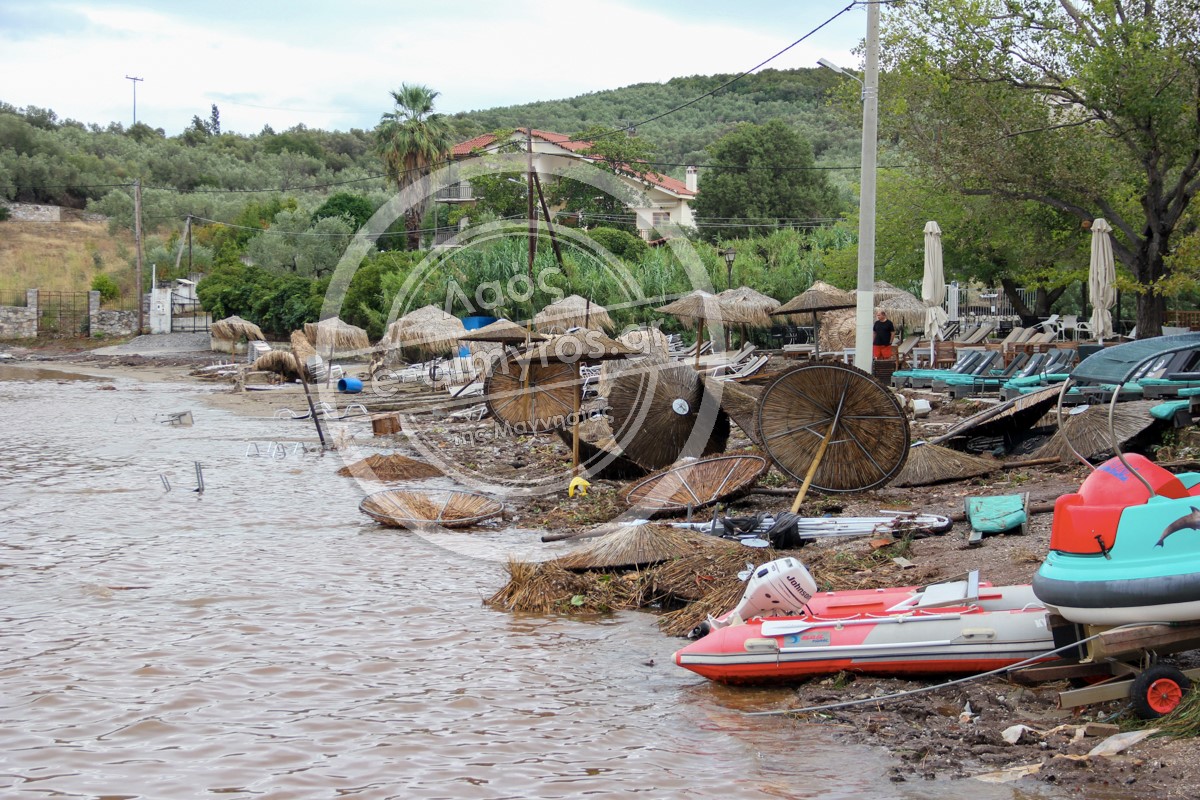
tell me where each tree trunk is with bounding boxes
[405,208,422,251]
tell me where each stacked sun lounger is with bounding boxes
[891,349,997,390]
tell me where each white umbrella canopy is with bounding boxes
[1089,218,1117,341]
[922,221,950,340]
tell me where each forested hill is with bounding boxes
[449,68,857,172]
[0,67,858,210]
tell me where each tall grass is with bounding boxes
[0,219,137,305]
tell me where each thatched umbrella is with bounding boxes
[703,377,764,445]
[553,417,648,481]
[484,358,579,434]
[520,331,637,476]
[252,349,303,381]
[757,363,909,504]
[382,305,466,357]
[1033,400,1162,462]
[336,453,444,481]
[304,317,371,356]
[857,281,926,332]
[598,327,671,401]
[717,286,780,347]
[931,385,1061,447]
[893,441,1001,487]
[771,281,855,358]
[533,294,614,334]
[656,290,760,367]
[622,454,770,517]
[290,330,317,381]
[459,318,548,346]
[555,522,721,571]
[358,488,504,529]
[608,362,730,470]
[211,315,265,343]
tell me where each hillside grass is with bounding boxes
[0,218,136,306]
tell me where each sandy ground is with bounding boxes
[8,335,1200,796]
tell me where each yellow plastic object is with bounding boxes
[568,476,591,497]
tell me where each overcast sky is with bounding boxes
[0,0,866,135]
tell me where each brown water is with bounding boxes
[0,366,1057,799]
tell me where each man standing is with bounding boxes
[873,309,895,361]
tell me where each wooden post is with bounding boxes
[297,362,327,448]
[572,363,582,475]
[532,172,564,270]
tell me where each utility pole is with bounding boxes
[125,75,143,126]
[853,1,880,374]
[134,179,144,333]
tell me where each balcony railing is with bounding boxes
[434,182,474,201]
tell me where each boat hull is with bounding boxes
[674,584,1051,685]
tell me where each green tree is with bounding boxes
[312,192,376,231]
[691,119,840,240]
[881,0,1200,337]
[374,84,452,250]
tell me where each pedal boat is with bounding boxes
[674,559,1051,685]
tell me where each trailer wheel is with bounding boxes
[1131,665,1191,719]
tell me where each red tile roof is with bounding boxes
[450,128,695,197]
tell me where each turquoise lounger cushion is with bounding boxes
[1151,400,1191,421]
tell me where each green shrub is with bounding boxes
[91,273,121,302]
[586,226,648,262]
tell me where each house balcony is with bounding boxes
[434,182,474,202]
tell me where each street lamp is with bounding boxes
[722,247,736,290]
[818,59,864,98]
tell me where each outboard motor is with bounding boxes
[705,557,817,631]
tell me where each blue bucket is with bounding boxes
[337,377,363,393]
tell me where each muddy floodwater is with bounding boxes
[0,364,1058,799]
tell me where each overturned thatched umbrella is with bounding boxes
[336,453,444,481]
[305,317,371,356]
[555,522,722,571]
[893,441,1002,487]
[1033,400,1163,462]
[382,305,466,357]
[553,417,648,481]
[252,349,303,381]
[290,330,318,381]
[608,361,730,471]
[211,315,265,344]
[485,557,640,614]
[704,377,763,446]
[657,290,760,367]
[484,358,579,434]
[598,326,672,400]
[358,488,504,529]
[771,281,855,357]
[931,385,1061,448]
[623,454,770,517]
[757,363,909,501]
[534,294,614,334]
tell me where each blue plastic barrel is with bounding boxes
[337,377,363,393]
[460,315,499,357]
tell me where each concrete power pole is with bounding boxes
[125,75,143,126]
[853,1,880,373]
[134,178,144,334]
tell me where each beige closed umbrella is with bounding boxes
[922,221,950,340]
[1089,219,1117,342]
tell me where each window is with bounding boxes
[652,211,671,226]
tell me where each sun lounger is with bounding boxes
[935,352,1031,398]
[892,349,992,389]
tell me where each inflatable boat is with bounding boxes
[674,558,1052,685]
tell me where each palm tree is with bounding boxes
[374,84,452,250]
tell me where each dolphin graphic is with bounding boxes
[1155,506,1200,547]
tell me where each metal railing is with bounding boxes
[433,182,474,201]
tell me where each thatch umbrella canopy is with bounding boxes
[459,318,548,346]
[704,377,764,445]
[305,317,371,355]
[382,305,466,356]
[598,327,672,400]
[608,362,730,470]
[1033,400,1162,462]
[484,358,579,434]
[772,281,855,357]
[533,294,614,334]
[657,290,761,367]
[623,454,771,516]
[358,488,504,529]
[893,441,1001,487]
[336,453,444,481]
[290,330,317,381]
[717,287,780,328]
[252,349,303,381]
[553,418,648,481]
[856,281,926,331]
[931,385,1061,446]
[555,522,722,571]
[757,363,909,493]
[211,315,265,342]
[518,331,637,364]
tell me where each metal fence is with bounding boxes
[171,291,210,332]
[37,291,90,337]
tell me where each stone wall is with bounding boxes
[0,289,38,339]
[88,290,137,337]
[0,202,62,222]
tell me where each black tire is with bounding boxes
[1131,664,1191,719]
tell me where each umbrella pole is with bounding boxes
[812,311,820,359]
[694,318,703,369]
[790,400,845,513]
[572,363,582,476]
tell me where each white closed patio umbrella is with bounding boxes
[1088,218,1116,342]
[922,221,950,357]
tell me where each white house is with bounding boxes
[441,128,697,240]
